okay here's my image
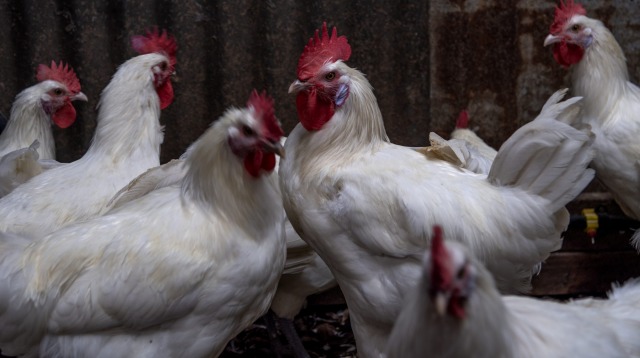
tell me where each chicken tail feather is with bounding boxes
[487,89,595,213]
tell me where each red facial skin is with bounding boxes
[244,150,276,178]
[296,85,335,131]
[130,28,178,110]
[51,100,77,128]
[552,41,585,68]
[295,71,348,132]
[42,88,80,128]
[231,90,283,178]
[153,62,174,110]
[429,226,470,320]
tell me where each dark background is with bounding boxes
[0,0,637,164]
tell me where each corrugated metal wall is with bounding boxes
[0,0,637,164]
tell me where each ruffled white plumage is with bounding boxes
[0,103,286,357]
[106,139,336,323]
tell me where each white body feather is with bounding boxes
[450,127,496,155]
[0,140,43,197]
[0,140,64,198]
[0,53,166,238]
[386,241,640,358]
[107,140,336,322]
[449,125,497,174]
[0,106,286,357]
[270,222,336,319]
[280,61,594,357]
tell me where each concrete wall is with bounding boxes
[0,0,637,164]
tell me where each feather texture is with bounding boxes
[105,159,186,212]
[0,140,43,197]
[488,90,595,213]
[416,132,495,175]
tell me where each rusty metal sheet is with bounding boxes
[0,0,636,165]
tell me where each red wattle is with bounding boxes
[156,80,174,110]
[52,102,77,129]
[261,152,276,172]
[296,89,335,131]
[244,150,276,178]
[553,41,584,68]
[448,294,466,319]
[244,150,262,178]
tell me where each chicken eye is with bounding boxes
[242,125,255,137]
[160,62,168,71]
[571,24,581,32]
[456,266,466,279]
[325,72,336,81]
[54,88,64,96]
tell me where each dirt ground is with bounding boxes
[221,305,356,358]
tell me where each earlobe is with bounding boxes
[582,33,593,48]
[335,83,349,107]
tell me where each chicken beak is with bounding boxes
[544,34,561,47]
[262,140,285,158]
[71,92,88,102]
[288,80,307,94]
[434,292,448,316]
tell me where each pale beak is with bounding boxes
[262,140,285,158]
[288,80,308,94]
[434,292,448,316]
[71,92,88,102]
[544,34,561,47]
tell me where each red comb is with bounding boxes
[430,225,451,291]
[247,90,283,141]
[297,22,351,80]
[550,0,587,34]
[131,28,177,67]
[455,110,469,129]
[36,61,81,94]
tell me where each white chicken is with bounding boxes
[0,61,87,160]
[106,138,335,358]
[386,226,640,358]
[280,23,595,357]
[0,29,176,239]
[0,62,85,196]
[544,2,640,228]
[0,90,287,358]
